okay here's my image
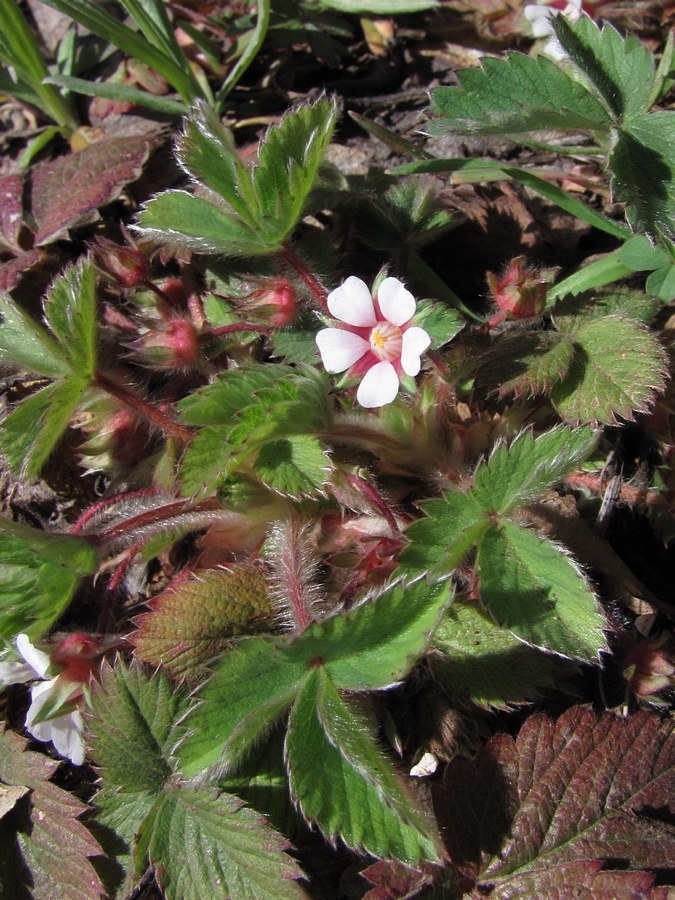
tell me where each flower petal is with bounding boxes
[401,327,431,376]
[0,658,36,685]
[327,276,376,327]
[49,710,85,765]
[377,277,416,326]
[316,328,369,373]
[25,679,55,733]
[356,361,399,407]
[16,634,51,678]
[524,5,555,37]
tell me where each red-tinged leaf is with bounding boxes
[132,566,272,680]
[0,725,104,900]
[0,249,41,292]
[360,859,444,899]
[0,174,24,251]
[29,136,156,246]
[436,708,675,895]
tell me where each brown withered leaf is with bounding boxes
[435,708,675,897]
[29,136,156,246]
[0,174,25,252]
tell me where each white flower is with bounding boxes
[315,276,431,408]
[8,634,86,766]
[523,0,584,59]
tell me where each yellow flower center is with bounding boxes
[369,321,403,362]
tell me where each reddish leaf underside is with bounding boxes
[435,708,674,896]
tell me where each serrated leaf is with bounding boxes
[0,518,98,641]
[398,491,488,581]
[552,15,656,121]
[136,190,266,257]
[178,365,298,426]
[471,426,597,515]
[0,294,70,378]
[412,299,463,348]
[429,53,608,136]
[498,335,576,399]
[178,639,308,778]
[438,708,675,893]
[254,434,330,497]
[43,257,96,378]
[132,566,271,680]
[286,669,441,863]
[610,111,675,239]
[552,288,659,329]
[288,579,452,691]
[0,725,103,900]
[430,601,559,709]
[0,376,88,479]
[178,425,232,497]
[549,316,668,425]
[135,786,305,900]
[477,521,606,660]
[252,97,338,244]
[270,321,322,364]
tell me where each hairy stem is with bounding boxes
[281,243,329,313]
[94,371,195,444]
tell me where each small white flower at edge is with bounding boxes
[0,634,86,766]
[523,0,584,59]
[315,275,431,408]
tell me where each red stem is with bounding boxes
[208,322,272,337]
[346,473,400,536]
[94,372,195,444]
[281,244,329,313]
[69,487,160,535]
[564,472,670,509]
[99,497,222,542]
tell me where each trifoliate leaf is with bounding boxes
[0,295,69,378]
[477,521,606,660]
[551,15,656,122]
[178,639,308,778]
[287,579,453,691]
[254,435,331,498]
[0,725,103,900]
[618,235,671,273]
[0,518,98,641]
[428,53,609,136]
[132,566,271,681]
[0,375,88,479]
[134,786,305,900]
[438,708,675,893]
[286,669,442,863]
[430,601,560,709]
[471,426,597,515]
[43,257,97,379]
[549,316,668,425]
[398,491,488,581]
[610,111,675,239]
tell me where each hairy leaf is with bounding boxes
[498,335,576,399]
[254,434,331,498]
[552,15,656,121]
[0,295,69,378]
[132,566,271,680]
[287,579,452,691]
[0,518,98,641]
[134,786,305,900]
[552,288,659,328]
[477,521,606,660]
[438,708,675,893]
[178,365,300,426]
[549,316,668,425]
[430,601,559,708]
[429,53,608,135]
[471,426,597,515]
[42,257,96,378]
[0,726,103,899]
[286,670,441,863]
[412,299,463,348]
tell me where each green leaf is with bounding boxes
[254,434,331,498]
[398,491,488,581]
[0,725,103,899]
[136,190,266,256]
[43,257,97,377]
[0,518,97,641]
[177,424,232,497]
[45,73,187,117]
[549,317,668,425]
[430,601,560,709]
[471,426,598,515]
[477,521,606,660]
[286,670,441,863]
[288,579,452,691]
[429,53,609,135]
[498,335,577,399]
[0,376,87,479]
[619,235,671,272]
[610,111,675,239]
[412,299,463,348]
[178,639,308,778]
[646,262,675,301]
[0,295,69,378]
[547,250,633,300]
[252,97,339,244]
[552,15,656,121]
[178,365,298,426]
[132,566,271,681]
[135,786,305,900]
[552,288,659,328]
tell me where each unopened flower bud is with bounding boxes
[52,633,105,684]
[91,236,148,288]
[486,256,548,326]
[135,318,200,369]
[240,279,298,326]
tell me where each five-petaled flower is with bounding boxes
[316,275,431,408]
